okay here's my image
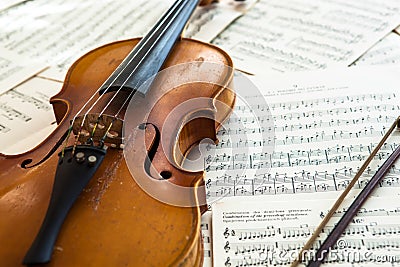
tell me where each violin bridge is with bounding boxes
[72,114,124,149]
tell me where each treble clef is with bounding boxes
[225,257,232,267]
[224,227,230,238]
[224,241,231,252]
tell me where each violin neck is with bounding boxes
[99,0,200,95]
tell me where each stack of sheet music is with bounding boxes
[204,66,400,266]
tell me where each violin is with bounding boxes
[0,0,234,266]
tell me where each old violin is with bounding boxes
[0,0,234,266]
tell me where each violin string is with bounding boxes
[96,0,189,119]
[78,0,186,148]
[92,0,191,148]
[98,86,138,147]
[62,0,184,157]
[74,0,185,153]
[85,0,185,121]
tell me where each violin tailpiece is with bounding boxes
[23,145,106,265]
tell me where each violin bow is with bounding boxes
[290,116,400,267]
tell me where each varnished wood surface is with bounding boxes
[0,38,234,266]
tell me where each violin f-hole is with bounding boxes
[140,122,167,180]
[20,127,71,169]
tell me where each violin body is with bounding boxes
[0,38,234,266]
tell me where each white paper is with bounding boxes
[0,47,47,95]
[0,76,61,155]
[212,0,400,75]
[213,196,400,266]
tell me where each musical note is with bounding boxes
[0,124,11,133]
[0,103,32,122]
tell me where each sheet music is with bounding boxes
[201,189,400,267]
[202,66,400,204]
[351,33,400,66]
[213,195,400,266]
[212,0,400,75]
[0,76,61,155]
[198,66,400,266]
[0,0,174,82]
[0,0,242,82]
[0,47,47,95]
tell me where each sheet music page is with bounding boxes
[212,0,400,75]
[0,0,174,82]
[213,196,400,266]
[0,47,47,95]
[198,66,400,266]
[351,33,400,66]
[0,0,242,82]
[202,191,357,267]
[0,77,61,155]
[201,190,400,267]
[203,66,400,203]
